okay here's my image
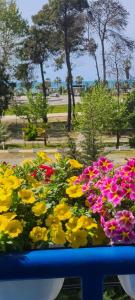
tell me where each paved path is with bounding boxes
[2,113,68,123]
[14,95,80,106]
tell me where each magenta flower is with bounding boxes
[103,219,119,238]
[124,159,135,177]
[121,182,135,201]
[107,183,124,207]
[83,166,100,180]
[87,192,98,206]
[82,182,91,192]
[97,157,114,173]
[91,196,104,213]
[101,177,113,196]
[115,210,135,230]
[112,228,135,245]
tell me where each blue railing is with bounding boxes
[0,246,135,299]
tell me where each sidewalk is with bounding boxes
[2,113,68,123]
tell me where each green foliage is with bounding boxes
[15,63,33,92]
[126,91,135,129]
[0,0,28,66]
[14,92,48,124]
[23,123,37,141]
[129,136,135,148]
[77,84,114,163]
[0,63,14,116]
[0,123,9,143]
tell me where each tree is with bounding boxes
[124,58,132,81]
[14,93,48,145]
[77,84,114,163]
[88,0,129,82]
[0,63,14,117]
[76,76,84,85]
[126,91,135,131]
[85,38,100,81]
[17,26,56,123]
[0,0,27,113]
[0,0,28,67]
[33,0,88,131]
[107,36,133,148]
[54,77,62,89]
[15,63,33,92]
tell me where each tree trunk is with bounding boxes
[94,54,100,82]
[67,74,72,131]
[40,62,47,100]
[69,71,75,119]
[64,20,72,130]
[40,62,48,145]
[116,129,120,149]
[101,39,106,83]
[115,61,120,149]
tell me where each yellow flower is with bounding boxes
[29,226,48,242]
[67,176,78,186]
[66,229,88,248]
[0,189,12,212]
[26,176,41,188]
[22,159,33,166]
[66,216,79,231]
[4,169,14,177]
[2,212,17,220]
[0,215,8,231]
[37,152,51,162]
[45,215,60,227]
[4,176,22,190]
[5,220,23,238]
[66,185,83,198]
[76,216,97,231]
[54,203,72,221]
[51,225,66,245]
[92,224,107,246]
[68,159,83,169]
[19,189,36,204]
[32,202,47,216]
[54,153,62,161]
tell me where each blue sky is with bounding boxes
[16,0,135,81]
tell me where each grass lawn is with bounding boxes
[107,150,135,164]
[5,103,82,115]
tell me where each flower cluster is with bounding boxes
[77,157,135,245]
[0,153,134,252]
[0,153,99,252]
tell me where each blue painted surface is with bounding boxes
[0,246,135,299]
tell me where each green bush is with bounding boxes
[129,136,135,148]
[23,123,37,141]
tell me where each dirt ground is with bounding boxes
[0,150,135,165]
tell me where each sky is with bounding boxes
[16,0,135,82]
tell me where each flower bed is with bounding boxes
[0,152,135,252]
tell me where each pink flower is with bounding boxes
[101,177,113,196]
[87,192,98,206]
[107,183,124,207]
[124,159,135,177]
[116,210,135,230]
[91,196,104,213]
[121,183,135,201]
[112,228,135,244]
[83,166,100,180]
[97,157,114,172]
[103,219,119,238]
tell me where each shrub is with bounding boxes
[129,136,135,148]
[23,123,37,141]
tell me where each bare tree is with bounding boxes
[86,37,100,81]
[107,36,133,148]
[88,0,129,82]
